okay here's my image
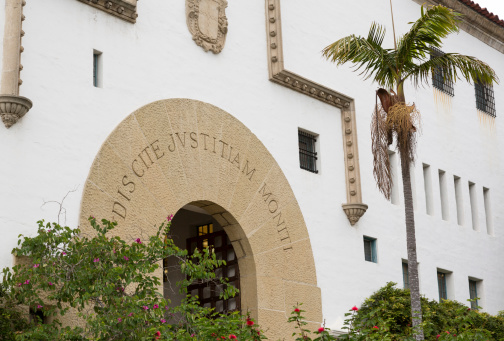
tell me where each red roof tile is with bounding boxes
[457,0,504,28]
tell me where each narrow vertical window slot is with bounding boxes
[438,170,449,221]
[423,164,433,215]
[483,187,493,235]
[469,182,478,231]
[402,261,409,290]
[454,176,464,226]
[93,50,103,88]
[388,150,399,205]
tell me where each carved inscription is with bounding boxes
[258,183,293,251]
[112,133,256,220]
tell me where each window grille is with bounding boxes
[298,130,318,173]
[469,279,478,309]
[437,272,447,300]
[402,262,409,290]
[185,228,240,313]
[430,47,454,97]
[475,81,496,117]
[363,237,377,263]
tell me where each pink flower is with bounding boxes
[143,305,149,310]
[246,319,254,326]
[351,306,359,311]
[445,331,450,334]
[155,331,161,340]
[93,258,100,263]
[436,335,440,339]
[165,306,169,310]
[123,256,129,261]
[24,280,30,285]
[318,327,324,333]
[160,319,166,323]
[167,214,174,221]
[37,305,43,309]
[135,238,142,244]
[47,229,51,233]
[33,264,39,268]
[294,308,300,313]
[229,335,237,339]
[153,304,159,309]
[191,334,195,337]
[117,318,122,322]
[128,312,133,317]
[373,326,379,329]
[17,283,21,287]
[48,282,53,286]
[61,252,66,256]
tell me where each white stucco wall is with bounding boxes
[0,0,502,331]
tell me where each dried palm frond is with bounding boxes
[371,98,392,200]
[387,103,421,164]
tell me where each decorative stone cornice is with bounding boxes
[412,0,504,53]
[265,0,368,226]
[77,0,138,23]
[342,204,368,226]
[0,95,33,128]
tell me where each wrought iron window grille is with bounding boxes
[430,47,454,97]
[298,130,318,173]
[475,80,496,117]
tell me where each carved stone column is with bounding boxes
[0,0,32,128]
[341,103,368,225]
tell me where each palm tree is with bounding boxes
[323,5,498,340]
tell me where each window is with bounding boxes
[363,237,377,263]
[423,164,434,216]
[298,130,318,173]
[454,175,464,226]
[402,261,409,290]
[483,187,493,235]
[439,170,449,221]
[475,80,496,117]
[185,225,240,313]
[469,279,479,309]
[437,271,448,300]
[93,50,102,88]
[469,181,478,231]
[430,47,454,97]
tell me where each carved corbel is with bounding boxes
[0,0,33,128]
[265,0,368,225]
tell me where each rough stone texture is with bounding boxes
[79,98,323,339]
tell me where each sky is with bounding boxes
[472,0,504,18]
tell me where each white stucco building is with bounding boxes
[1,0,503,337]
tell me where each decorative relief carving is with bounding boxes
[265,0,368,225]
[186,0,228,54]
[77,0,138,23]
[0,95,33,128]
[342,204,368,226]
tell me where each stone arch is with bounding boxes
[79,99,322,339]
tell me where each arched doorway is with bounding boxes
[163,203,241,314]
[79,99,322,340]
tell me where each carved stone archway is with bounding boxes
[79,98,322,340]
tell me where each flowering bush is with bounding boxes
[1,218,265,340]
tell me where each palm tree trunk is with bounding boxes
[400,150,424,340]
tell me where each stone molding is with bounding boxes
[0,0,32,128]
[412,0,504,53]
[186,0,228,53]
[77,0,138,23]
[0,95,33,128]
[265,0,367,226]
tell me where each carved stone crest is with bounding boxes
[186,0,228,54]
